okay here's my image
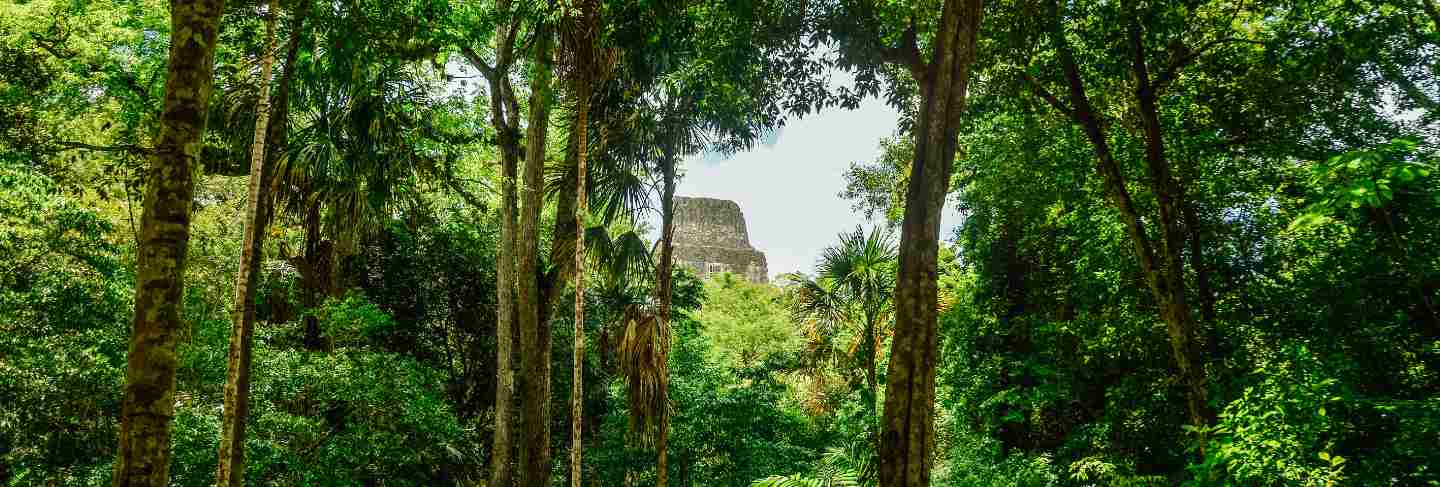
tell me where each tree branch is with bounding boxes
[878,23,927,80]
[30,32,77,59]
[52,141,151,156]
[1380,62,1440,115]
[1155,37,1267,89]
[1018,71,1075,120]
[445,175,493,210]
[460,45,500,81]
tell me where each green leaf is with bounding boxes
[1286,213,1333,233]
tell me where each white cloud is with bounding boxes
[658,96,962,280]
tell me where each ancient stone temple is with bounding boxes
[672,196,769,283]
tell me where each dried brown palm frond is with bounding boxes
[803,370,834,416]
[937,284,959,313]
[616,302,669,447]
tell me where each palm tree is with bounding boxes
[787,226,898,432]
[558,1,614,483]
[271,52,437,349]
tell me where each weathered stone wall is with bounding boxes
[672,196,768,283]
[673,197,752,248]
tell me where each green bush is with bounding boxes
[0,164,130,483]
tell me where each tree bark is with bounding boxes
[216,1,279,483]
[863,308,880,453]
[112,0,226,484]
[1182,199,1215,324]
[655,153,678,487]
[569,71,593,487]
[559,4,605,480]
[301,199,327,351]
[864,313,878,419]
[518,26,556,487]
[491,140,519,487]
[879,0,983,486]
[461,3,524,485]
[262,0,306,221]
[537,139,580,332]
[477,6,521,485]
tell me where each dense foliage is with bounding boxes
[3,0,1439,485]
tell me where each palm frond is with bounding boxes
[616,303,669,447]
[584,226,654,289]
[750,437,877,487]
[787,274,846,337]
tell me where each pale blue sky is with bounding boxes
[668,96,963,280]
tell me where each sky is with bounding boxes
[448,59,959,280]
[663,96,963,280]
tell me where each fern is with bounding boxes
[751,439,876,487]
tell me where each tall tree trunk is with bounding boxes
[560,5,605,482]
[879,0,983,485]
[569,75,592,487]
[463,3,523,485]
[538,141,580,330]
[301,199,325,350]
[655,154,678,487]
[112,0,226,484]
[1182,200,1215,324]
[1129,24,1211,427]
[458,5,530,485]
[518,26,556,487]
[864,309,881,456]
[1027,4,1213,429]
[865,314,878,420]
[491,138,519,487]
[262,0,306,224]
[216,1,279,483]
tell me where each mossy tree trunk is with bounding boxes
[517,25,556,487]
[567,96,590,487]
[878,0,983,485]
[112,0,226,484]
[562,2,604,484]
[1128,24,1212,428]
[568,70,592,487]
